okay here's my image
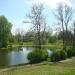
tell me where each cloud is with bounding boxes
[27,0,73,9]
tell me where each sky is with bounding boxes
[0,0,75,34]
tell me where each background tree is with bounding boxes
[58,30,73,46]
[0,16,12,48]
[23,31,34,42]
[53,3,73,50]
[15,28,25,43]
[72,21,75,49]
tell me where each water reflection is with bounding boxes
[0,47,51,67]
[0,50,10,67]
[9,47,31,65]
[0,47,31,67]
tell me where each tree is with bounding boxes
[53,3,73,50]
[48,35,57,43]
[0,16,12,48]
[26,4,47,49]
[58,30,73,46]
[15,33,22,43]
[15,28,25,42]
[72,21,75,49]
[23,31,34,42]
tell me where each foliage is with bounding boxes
[50,51,60,62]
[58,30,73,46]
[0,16,12,48]
[9,35,16,43]
[48,36,57,43]
[51,50,67,62]
[59,50,67,60]
[15,34,22,42]
[27,49,48,64]
[66,48,75,58]
[23,31,34,42]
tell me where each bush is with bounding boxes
[50,50,67,62]
[66,48,75,58]
[66,49,72,58]
[72,49,75,56]
[59,50,67,60]
[27,49,48,64]
[50,51,60,62]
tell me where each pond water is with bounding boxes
[0,47,52,67]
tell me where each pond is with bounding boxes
[0,47,52,67]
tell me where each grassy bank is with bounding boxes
[0,41,63,51]
[0,57,75,75]
[0,42,33,50]
[11,41,63,49]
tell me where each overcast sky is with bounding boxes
[0,0,75,34]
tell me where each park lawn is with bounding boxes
[1,57,75,75]
[8,42,33,48]
[8,41,63,50]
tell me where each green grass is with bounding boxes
[8,42,33,47]
[0,57,75,75]
[0,40,63,50]
[9,41,63,49]
[0,42,33,50]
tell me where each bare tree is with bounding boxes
[25,4,47,49]
[53,3,73,50]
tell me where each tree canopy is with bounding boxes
[0,16,12,48]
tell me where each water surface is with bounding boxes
[0,47,51,67]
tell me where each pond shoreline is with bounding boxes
[0,57,74,73]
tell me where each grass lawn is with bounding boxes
[8,41,63,50]
[0,57,75,75]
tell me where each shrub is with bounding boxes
[50,51,60,62]
[72,49,75,56]
[59,50,67,60]
[66,48,75,58]
[66,49,72,58]
[27,49,48,64]
[50,50,67,62]
[47,58,51,62]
